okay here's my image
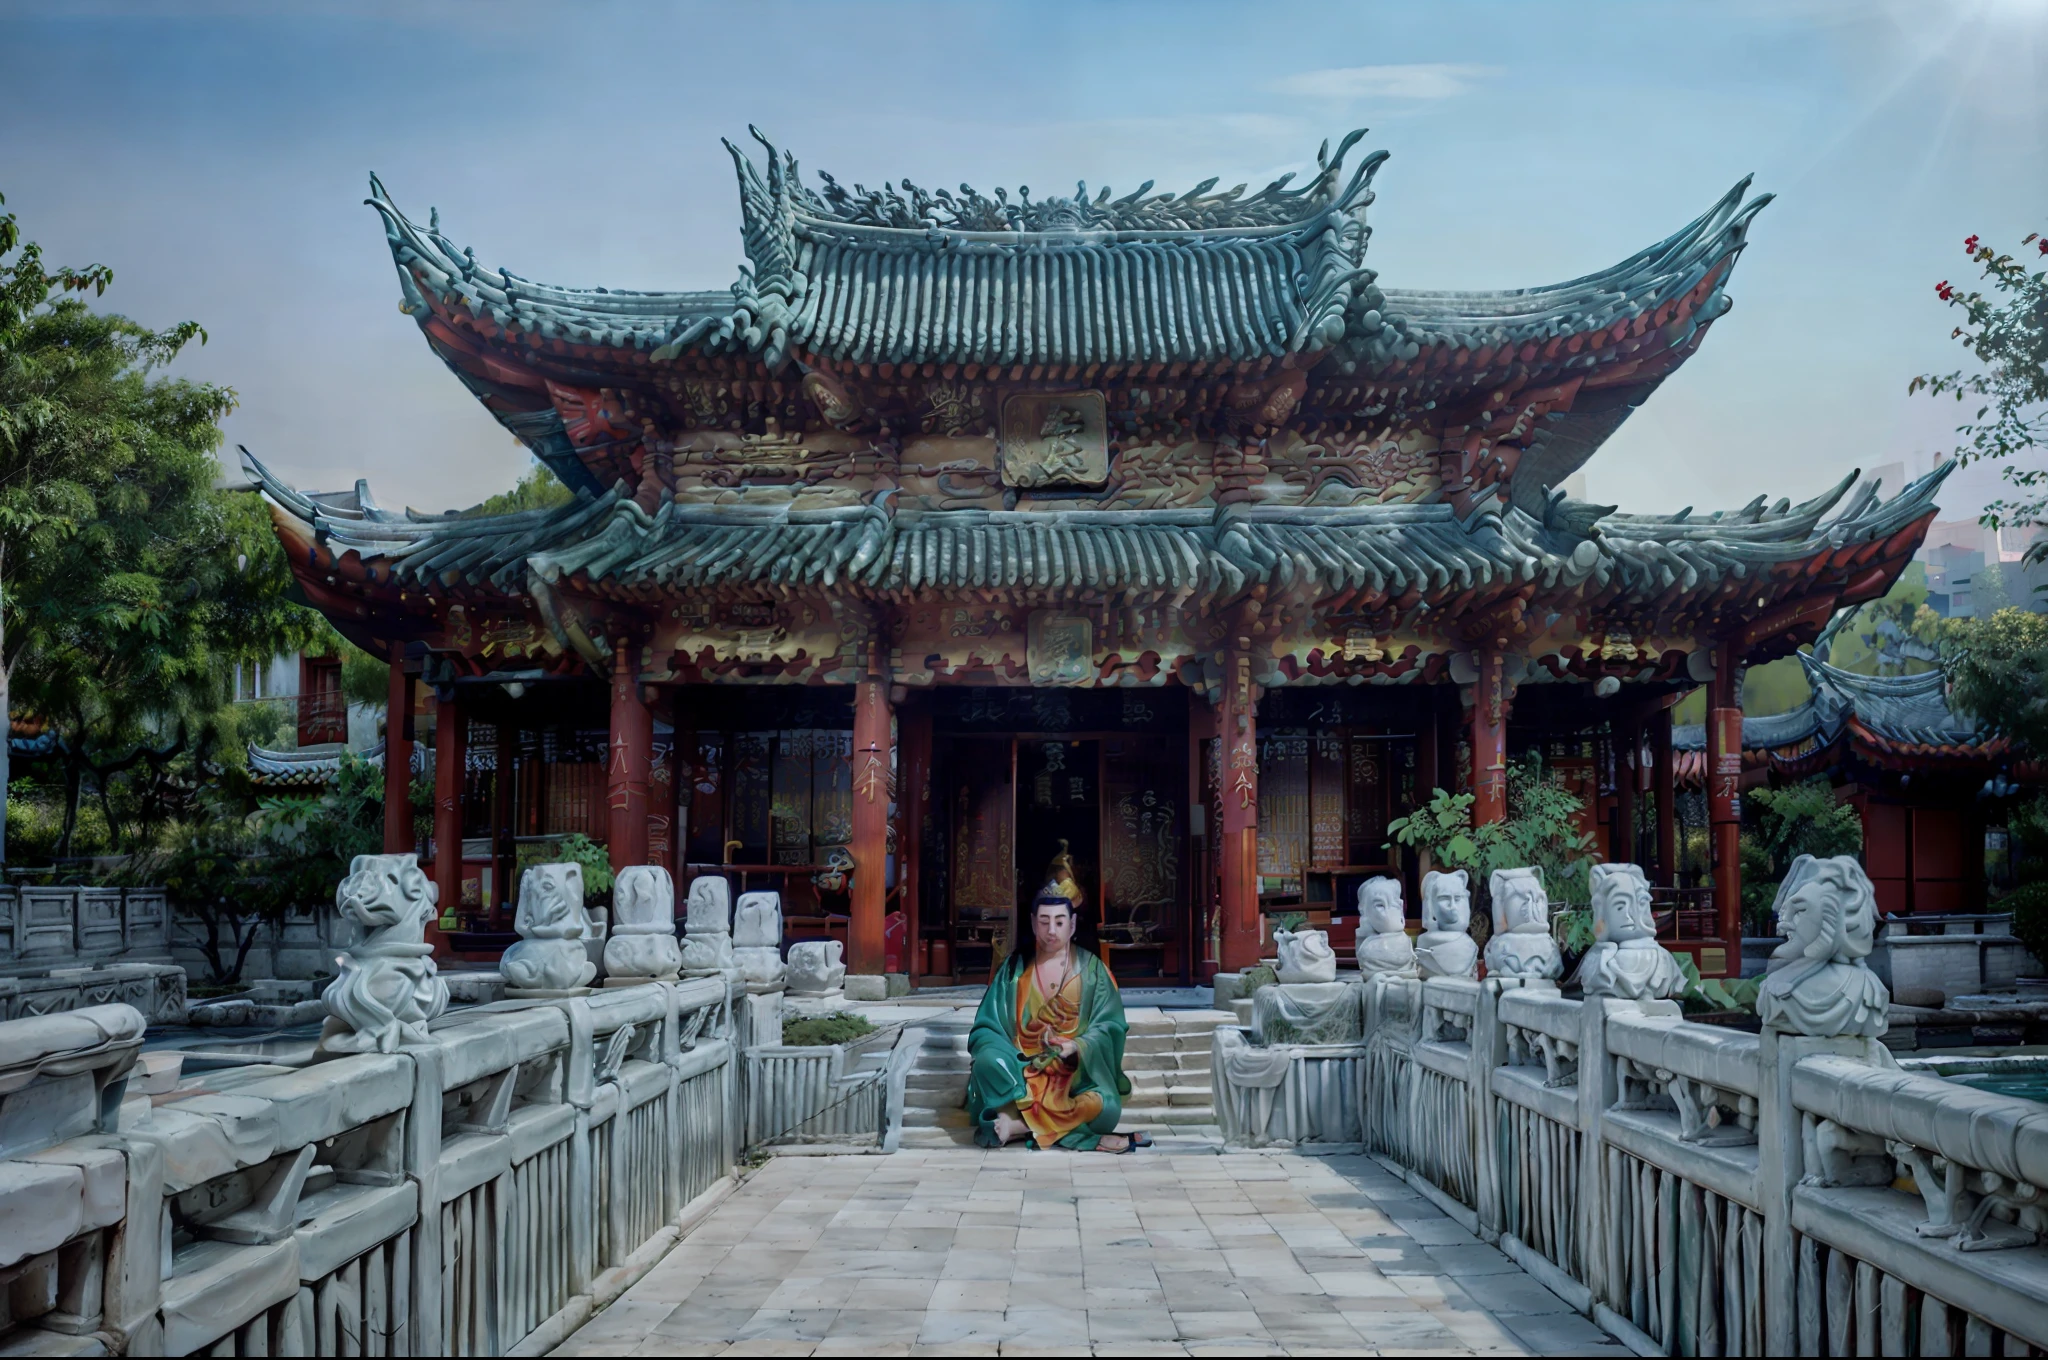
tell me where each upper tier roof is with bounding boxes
[369,131,1769,383]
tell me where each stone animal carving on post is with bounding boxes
[1758,854,1890,1038]
[681,875,737,978]
[319,853,449,1054]
[1484,867,1562,982]
[501,862,597,994]
[1415,869,1478,980]
[604,865,682,982]
[1354,876,1416,980]
[1578,862,1684,1000]
[733,891,786,985]
[1274,927,1338,984]
[787,939,846,996]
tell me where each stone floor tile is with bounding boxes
[811,1339,911,1358]
[1335,1308,1465,1350]
[939,1248,1017,1281]
[839,1278,941,1311]
[910,1344,999,1357]
[929,1280,1010,1312]
[1307,1270,1410,1302]
[1442,1270,1571,1316]
[649,1304,758,1341]
[762,1276,858,1310]
[732,1309,838,1343]
[1424,1242,1522,1276]
[1499,1310,1630,1354]
[717,1343,814,1358]
[997,1307,1091,1345]
[1169,1310,1271,1341]
[955,1225,1020,1250]
[1091,1345,1190,1358]
[820,1307,927,1339]
[1088,1306,1179,1341]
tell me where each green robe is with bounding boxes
[966,948,1130,1150]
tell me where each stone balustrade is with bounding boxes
[743,1025,919,1151]
[1211,970,2048,1356]
[0,887,185,1023]
[0,978,742,1357]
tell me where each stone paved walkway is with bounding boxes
[551,1149,1629,1356]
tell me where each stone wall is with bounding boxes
[1219,974,2048,1355]
[0,886,185,1023]
[0,978,742,1356]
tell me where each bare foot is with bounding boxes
[1093,1133,1134,1153]
[992,1111,1030,1146]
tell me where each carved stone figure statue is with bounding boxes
[1354,876,1416,980]
[502,862,597,993]
[603,866,682,982]
[1758,855,1890,1038]
[320,852,449,1054]
[787,939,846,996]
[1578,863,1684,1000]
[1416,869,1479,980]
[733,891,786,986]
[680,875,737,978]
[1484,867,1562,982]
[1274,928,1338,984]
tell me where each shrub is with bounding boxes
[1739,780,1862,935]
[781,1012,877,1047]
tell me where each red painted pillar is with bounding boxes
[850,672,893,977]
[1708,640,1744,974]
[432,691,465,942]
[1615,719,1640,867]
[1652,707,1677,888]
[898,699,932,985]
[383,657,415,855]
[1218,649,1262,972]
[607,639,652,876]
[1470,648,1508,826]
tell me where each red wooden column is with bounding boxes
[1615,718,1640,866]
[1652,706,1677,887]
[1217,649,1261,972]
[432,691,465,942]
[383,655,415,855]
[897,698,933,985]
[1707,640,1744,973]
[1470,648,1509,825]
[849,670,893,978]
[607,639,652,876]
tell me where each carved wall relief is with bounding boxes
[1000,392,1109,489]
[1027,611,1095,686]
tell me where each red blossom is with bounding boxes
[1936,281,1955,301]
[1965,234,1981,252]
[2038,239,2048,256]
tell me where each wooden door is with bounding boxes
[1100,735,1186,980]
[949,737,1015,980]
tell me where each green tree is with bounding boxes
[1941,607,2048,757]
[1738,780,1863,935]
[465,459,573,518]
[0,193,323,856]
[1911,228,2048,567]
[1387,753,1601,932]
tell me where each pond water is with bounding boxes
[1903,1053,2048,1107]
[1945,1069,2048,1105]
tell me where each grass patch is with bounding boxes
[781,1012,877,1047]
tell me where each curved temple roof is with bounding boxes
[249,449,1947,652]
[367,131,1769,383]
[1673,649,1997,778]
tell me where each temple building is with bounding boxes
[251,130,1945,983]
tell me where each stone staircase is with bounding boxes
[897,1006,1232,1148]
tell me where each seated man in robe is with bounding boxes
[966,886,1144,1152]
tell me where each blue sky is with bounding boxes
[4,0,2045,518]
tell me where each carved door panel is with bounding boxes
[949,738,1016,978]
[1100,735,1185,979]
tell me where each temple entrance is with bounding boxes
[923,690,1192,986]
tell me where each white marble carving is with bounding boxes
[319,852,450,1053]
[787,939,846,997]
[1579,862,1685,1001]
[1416,869,1479,980]
[1253,981,1361,1044]
[1354,877,1416,980]
[681,875,737,978]
[1484,867,1562,982]
[501,862,597,994]
[1758,854,1890,1038]
[733,891,785,986]
[1274,928,1338,984]
[604,866,682,981]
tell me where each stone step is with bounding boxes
[906,1069,968,1091]
[1174,1050,1213,1073]
[1123,1052,1178,1073]
[913,1052,971,1075]
[1125,1034,1177,1055]
[1168,1009,1235,1032]
[898,1127,979,1149]
[902,1106,973,1129]
[1126,1073,1169,1094]
[904,1085,966,1110]
[1126,1105,1215,1126]
[1167,1085,1213,1107]
[922,1033,970,1052]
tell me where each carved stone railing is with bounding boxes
[0,887,184,1022]
[1211,1026,1367,1150]
[0,981,743,1357]
[1351,981,2048,1357]
[744,1025,916,1151]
